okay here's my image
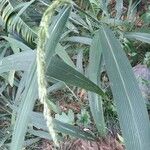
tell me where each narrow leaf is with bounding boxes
[88,31,106,136]
[125,32,150,44]
[63,36,92,45]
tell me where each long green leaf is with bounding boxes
[11,62,37,150]
[88,31,106,136]
[47,56,105,97]
[99,27,150,150]
[125,32,150,44]
[63,36,92,45]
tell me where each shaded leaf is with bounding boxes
[88,31,106,136]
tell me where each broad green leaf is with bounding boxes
[11,71,29,125]
[66,21,79,33]
[47,82,65,93]
[54,119,94,140]
[15,71,28,104]
[99,0,109,16]
[88,31,106,136]
[142,9,150,24]
[99,27,150,150]
[46,98,60,114]
[101,18,124,26]
[125,32,150,44]
[47,56,105,97]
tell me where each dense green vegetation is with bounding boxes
[0,0,150,150]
